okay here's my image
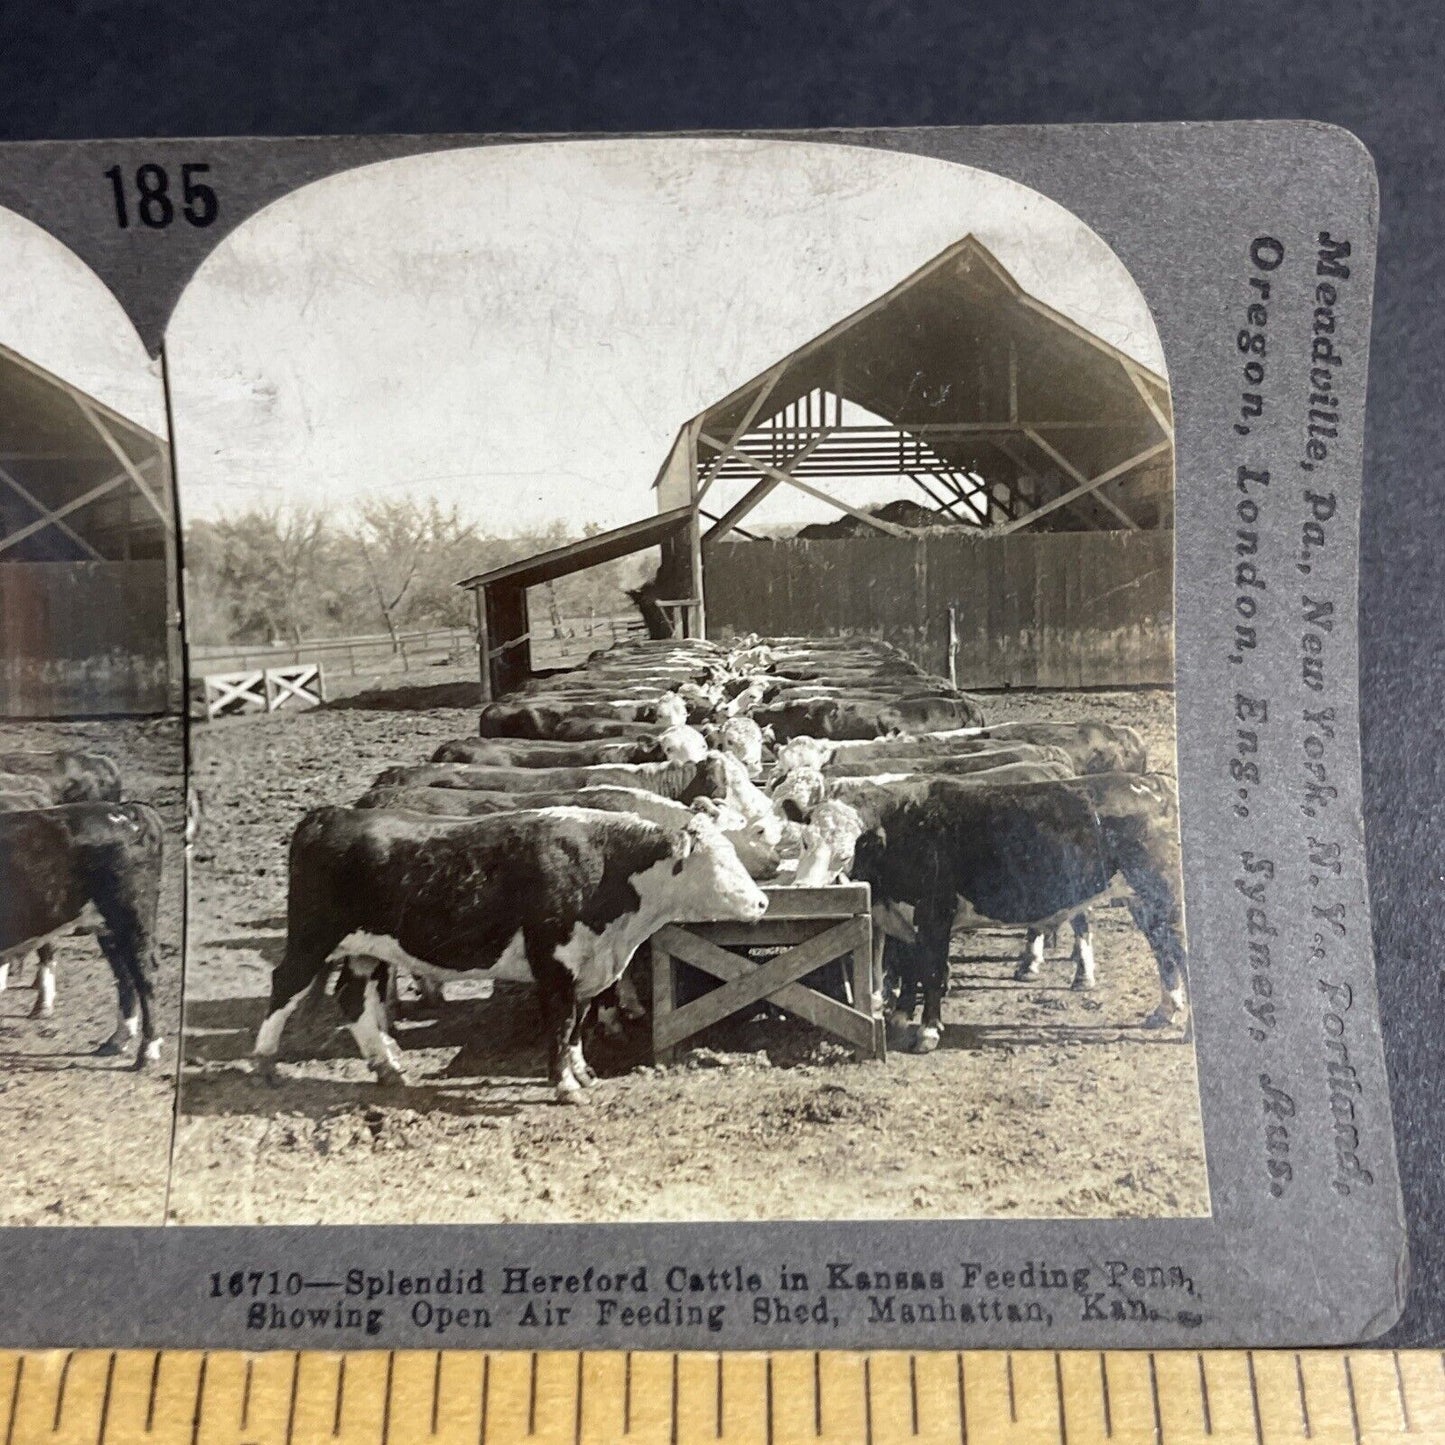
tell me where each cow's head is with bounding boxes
[770,766,828,823]
[775,736,833,774]
[793,800,866,886]
[653,692,689,728]
[718,717,765,777]
[677,753,731,804]
[666,815,769,922]
[657,724,709,765]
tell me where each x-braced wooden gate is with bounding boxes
[650,883,885,1063]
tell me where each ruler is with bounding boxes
[2,1349,1442,1443]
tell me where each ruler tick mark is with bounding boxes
[1344,1355,1361,1445]
[813,1352,822,1437]
[1055,1352,1068,1445]
[1007,1353,1016,1423]
[333,1355,346,1436]
[1148,1354,1163,1445]
[433,1352,443,1437]
[956,1353,968,1445]
[1100,1353,1113,1437]
[1295,1353,1311,1438]
[191,1353,209,1445]
[1246,1352,1263,1445]
[1197,1354,1212,1436]
[715,1354,723,1439]
[528,1353,538,1437]
[4,1357,23,1445]
[1394,1349,1412,1432]
[767,1356,776,1445]
[574,1353,583,1445]
[479,1355,489,1445]
[97,1353,116,1445]
[863,1356,873,1445]
[382,1353,395,1445]
[284,1354,300,1445]
[146,1351,162,1432]
[671,1354,679,1445]
[910,1355,919,1435]
[624,1351,632,1435]
[54,1351,73,1432]
[241,1359,253,1431]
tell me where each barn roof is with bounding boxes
[658,234,1173,533]
[0,340,171,563]
[458,505,693,592]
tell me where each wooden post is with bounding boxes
[475,586,491,703]
[948,604,960,690]
[651,940,676,1066]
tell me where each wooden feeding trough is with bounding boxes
[650,882,886,1064]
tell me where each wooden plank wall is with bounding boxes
[704,531,1174,688]
[0,561,171,716]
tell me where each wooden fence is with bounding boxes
[704,531,1174,689]
[0,561,172,717]
[189,627,475,678]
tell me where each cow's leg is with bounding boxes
[129,945,162,1069]
[1013,929,1045,981]
[913,892,957,1054]
[336,958,407,1085]
[30,942,56,1018]
[1123,865,1189,1031]
[95,940,141,1057]
[533,952,585,1103]
[568,1006,598,1089]
[1069,912,1097,991]
[0,958,9,993]
[253,935,338,1081]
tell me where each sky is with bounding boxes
[156,137,1167,535]
[0,207,167,435]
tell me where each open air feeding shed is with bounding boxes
[460,235,1174,700]
[0,341,177,715]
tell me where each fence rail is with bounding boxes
[189,627,475,678]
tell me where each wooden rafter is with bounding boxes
[708,437,914,539]
[694,364,787,505]
[1023,428,1141,531]
[1123,362,1176,440]
[0,462,104,560]
[700,430,831,548]
[72,396,169,524]
[0,466,143,558]
[996,440,1172,536]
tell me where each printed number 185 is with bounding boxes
[104,163,218,229]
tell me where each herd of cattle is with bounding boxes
[0,749,165,1068]
[251,633,1189,1103]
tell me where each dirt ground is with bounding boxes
[0,716,186,1226]
[170,686,1207,1225]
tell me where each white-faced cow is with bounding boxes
[253,807,767,1101]
[0,801,165,1064]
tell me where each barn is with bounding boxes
[462,235,1174,698]
[0,341,178,716]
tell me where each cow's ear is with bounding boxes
[670,824,698,867]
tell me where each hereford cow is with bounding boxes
[369,755,730,802]
[813,774,1187,1052]
[354,783,782,881]
[253,807,767,1101]
[876,694,987,734]
[0,801,165,1064]
[431,737,661,767]
[0,750,122,803]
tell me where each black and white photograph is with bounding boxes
[0,207,185,1225]
[165,137,1201,1226]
